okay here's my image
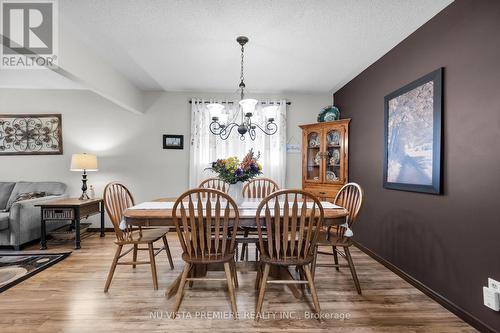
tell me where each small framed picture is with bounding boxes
[163,134,184,149]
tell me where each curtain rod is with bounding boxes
[189,100,291,105]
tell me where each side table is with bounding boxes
[36,198,105,250]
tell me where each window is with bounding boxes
[189,99,287,188]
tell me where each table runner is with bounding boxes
[128,200,343,210]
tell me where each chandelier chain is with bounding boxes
[240,45,245,84]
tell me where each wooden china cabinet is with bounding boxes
[299,119,350,201]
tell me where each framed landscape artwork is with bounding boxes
[163,134,184,149]
[383,68,443,194]
[0,114,63,155]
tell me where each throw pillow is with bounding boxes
[6,191,46,211]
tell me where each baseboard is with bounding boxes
[353,240,498,333]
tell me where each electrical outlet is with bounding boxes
[483,287,500,311]
[488,278,500,292]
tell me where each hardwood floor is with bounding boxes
[0,232,476,332]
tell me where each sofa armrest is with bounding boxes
[8,194,68,246]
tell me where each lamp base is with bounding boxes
[79,171,89,200]
[79,191,90,200]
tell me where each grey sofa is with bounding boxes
[0,181,67,250]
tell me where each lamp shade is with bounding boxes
[70,153,98,171]
[239,98,258,114]
[207,103,224,118]
[263,105,278,119]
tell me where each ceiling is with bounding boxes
[2,0,454,94]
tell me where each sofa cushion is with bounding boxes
[0,212,9,231]
[7,182,66,209]
[0,182,16,211]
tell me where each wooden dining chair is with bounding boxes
[103,182,174,292]
[199,177,229,193]
[172,188,240,317]
[312,182,364,294]
[239,178,280,261]
[254,190,324,321]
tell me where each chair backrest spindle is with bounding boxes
[243,178,279,199]
[255,190,324,263]
[199,178,229,193]
[173,188,239,261]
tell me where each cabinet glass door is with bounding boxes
[305,131,322,182]
[325,128,343,183]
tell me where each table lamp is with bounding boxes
[70,153,98,200]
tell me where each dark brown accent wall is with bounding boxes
[333,1,500,331]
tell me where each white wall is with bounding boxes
[0,89,331,226]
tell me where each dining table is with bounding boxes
[123,197,349,299]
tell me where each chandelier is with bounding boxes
[209,36,278,141]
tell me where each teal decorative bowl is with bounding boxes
[317,106,340,122]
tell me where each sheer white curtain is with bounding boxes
[189,99,287,188]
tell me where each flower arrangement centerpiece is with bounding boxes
[209,149,262,204]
